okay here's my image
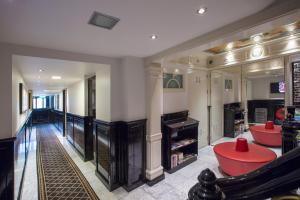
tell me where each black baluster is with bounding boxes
[188,168,223,200]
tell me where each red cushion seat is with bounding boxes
[250,123,282,147]
[213,140,277,176]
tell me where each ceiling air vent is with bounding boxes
[88,11,120,30]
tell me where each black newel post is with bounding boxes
[188,168,224,200]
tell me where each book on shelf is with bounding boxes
[171,152,196,168]
[171,138,197,150]
[171,154,178,168]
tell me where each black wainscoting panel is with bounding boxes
[119,120,146,192]
[74,116,85,156]
[65,113,93,161]
[49,110,64,133]
[94,120,120,191]
[94,119,147,192]
[0,113,32,200]
[67,115,74,144]
[0,138,15,200]
[32,108,50,124]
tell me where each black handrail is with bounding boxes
[188,147,300,200]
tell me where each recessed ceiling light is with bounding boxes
[151,34,157,40]
[39,69,44,72]
[197,7,207,14]
[52,76,61,80]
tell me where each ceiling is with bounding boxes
[205,21,300,54]
[13,55,106,95]
[212,58,284,78]
[0,0,275,58]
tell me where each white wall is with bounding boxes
[11,64,30,136]
[163,72,188,114]
[67,80,85,116]
[96,66,111,121]
[121,57,146,121]
[223,72,241,104]
[188,70,208,148]
[0,45,12,139]
[250,76,284,99]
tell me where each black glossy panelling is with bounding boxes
[66,113,93,161]
[0,113,32,200]
[0,138,14,200]
[50,110,64,133]
[119,120,146,192]
[32,109,50,124]
[94,120,120,191]
[94,119,147,192]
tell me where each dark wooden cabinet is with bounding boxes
[66,113,93,161]
[224,103,244,138]
[162,111,199,173]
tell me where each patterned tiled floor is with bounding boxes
[36,125,99,200]
[21,125,282,200]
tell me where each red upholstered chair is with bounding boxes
[214,138,277,176]
[250,121,282,147]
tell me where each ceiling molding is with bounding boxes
[145,0,300,64]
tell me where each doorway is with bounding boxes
[88,76,96,118]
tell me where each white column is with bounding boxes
[145,63,164,181]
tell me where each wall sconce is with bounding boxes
[251,45,264,58]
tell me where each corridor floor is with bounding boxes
[36,125,98,199]
[21,124,281,200]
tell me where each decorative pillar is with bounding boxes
[145,63,165,185]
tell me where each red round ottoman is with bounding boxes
[250,121,282,147]
[214,138,277,176]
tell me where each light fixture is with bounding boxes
[44,89,60,93]
[226,43,234,50]
[39,69,44,72]
[174,68,179,73]
[197,7,207,14]
[251,45,263,58]
[151,34,157,40]
[225,52,235,63]
[51,76,61,80]
[252,34,263,43]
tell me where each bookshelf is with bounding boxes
[162,111,199,173]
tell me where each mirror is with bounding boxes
[210,66,242,143]
[242,58,285,127]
